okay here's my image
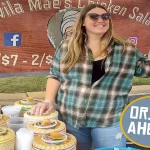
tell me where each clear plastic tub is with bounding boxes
[6,117,29,132]
[2,105,21,118]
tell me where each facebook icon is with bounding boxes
[4,32,21,46]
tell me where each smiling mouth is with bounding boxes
[94,24,105,28]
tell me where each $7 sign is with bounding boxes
[0,54,18,66]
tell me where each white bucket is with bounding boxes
[2,106,21,118]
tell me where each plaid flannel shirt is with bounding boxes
[48,39,150,128]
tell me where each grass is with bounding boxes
[0,76,149,93]
[0,75,47,93]
[132,77,150,85]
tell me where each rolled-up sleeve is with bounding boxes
[134,48,150,77]
[47,43,62,81]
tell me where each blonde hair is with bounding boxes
[62,4,134,73]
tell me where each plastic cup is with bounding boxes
[6,117,29,132]
[1,105,21,118]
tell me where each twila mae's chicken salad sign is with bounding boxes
[0,0,149,77]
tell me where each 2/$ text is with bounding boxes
[127,106,150,135]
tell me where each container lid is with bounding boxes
[14,101,35,111]
[0,127,15,143]
[21,97,39,105]
[32,133,76,150]
[1,106,21,112]
[24,110,58,121]
[27,120,66,134]
[0,114,9,126]
[14,97,42,111]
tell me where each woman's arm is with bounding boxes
[30,41,64,115]
[30,78,61,115]
[45,78,61,104]
[134,49,150,77]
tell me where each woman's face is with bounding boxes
[83,7,110,37]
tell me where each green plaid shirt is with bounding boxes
[48,40,150,128]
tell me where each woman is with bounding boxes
[31,4,150,150]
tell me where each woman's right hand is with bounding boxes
[30,100,54,116]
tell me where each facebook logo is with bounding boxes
[4,32,21,46]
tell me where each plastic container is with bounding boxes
[6,117,29,132]
[16,128,34,150]
[1,105,21,118]
[27,119,66,136]
[24,110,58,123]
[32,133,77,150]
[0,127,15,150]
